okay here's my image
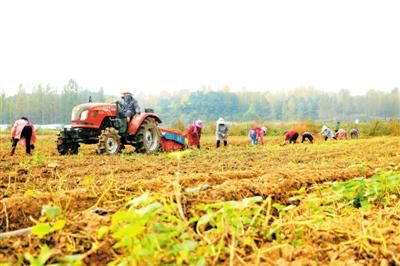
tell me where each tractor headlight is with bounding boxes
[80,110,88,120]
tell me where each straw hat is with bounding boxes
[216,117,225,124]
[120,90,133,96]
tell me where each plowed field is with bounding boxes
[0,134,399,265]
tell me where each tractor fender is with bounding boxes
[128,113,162,134]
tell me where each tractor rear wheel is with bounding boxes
[96,127,121,154]
[134,117,160,153]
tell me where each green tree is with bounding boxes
[243,103,258,121]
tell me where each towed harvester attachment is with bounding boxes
[159,128,186,152]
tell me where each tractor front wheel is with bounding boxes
[57,134,79,155]
[134,118,160,153]
[57,135,68,155]
[96,127,121,154]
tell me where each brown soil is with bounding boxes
[0,134,399,264]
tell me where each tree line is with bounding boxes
[0,80,109,125]
[0,80,399,125]
[142,87,399,125]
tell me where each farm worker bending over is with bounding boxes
[281,130,299,145]
[335,129,347,140]
[119,91,140,123]
[350,128,359,139]
[10,117,36,156]
[248,127,267,145]
[319,125,336,141]
[215,117,229,148]
[301,131,314,144]
[186,120,203,149]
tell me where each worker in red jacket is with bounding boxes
[281,130,299,146]
[186,120,203,149]
[10,117,37,156]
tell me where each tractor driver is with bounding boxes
[120,91,140,123]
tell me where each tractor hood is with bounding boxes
[71,103,116,121]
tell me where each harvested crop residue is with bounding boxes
[0,135,399,264]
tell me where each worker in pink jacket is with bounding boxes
[185,120,203,149]
[10,117,36,156]
[248,127,267,145]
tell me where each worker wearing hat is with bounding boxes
[119,91,140,123]
[215,117,229,148]
[319,125,336,141]
[248,126,267,145]
[186,120,203,149]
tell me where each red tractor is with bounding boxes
[57,102,186,155]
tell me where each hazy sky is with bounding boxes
[0,0,399,96]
